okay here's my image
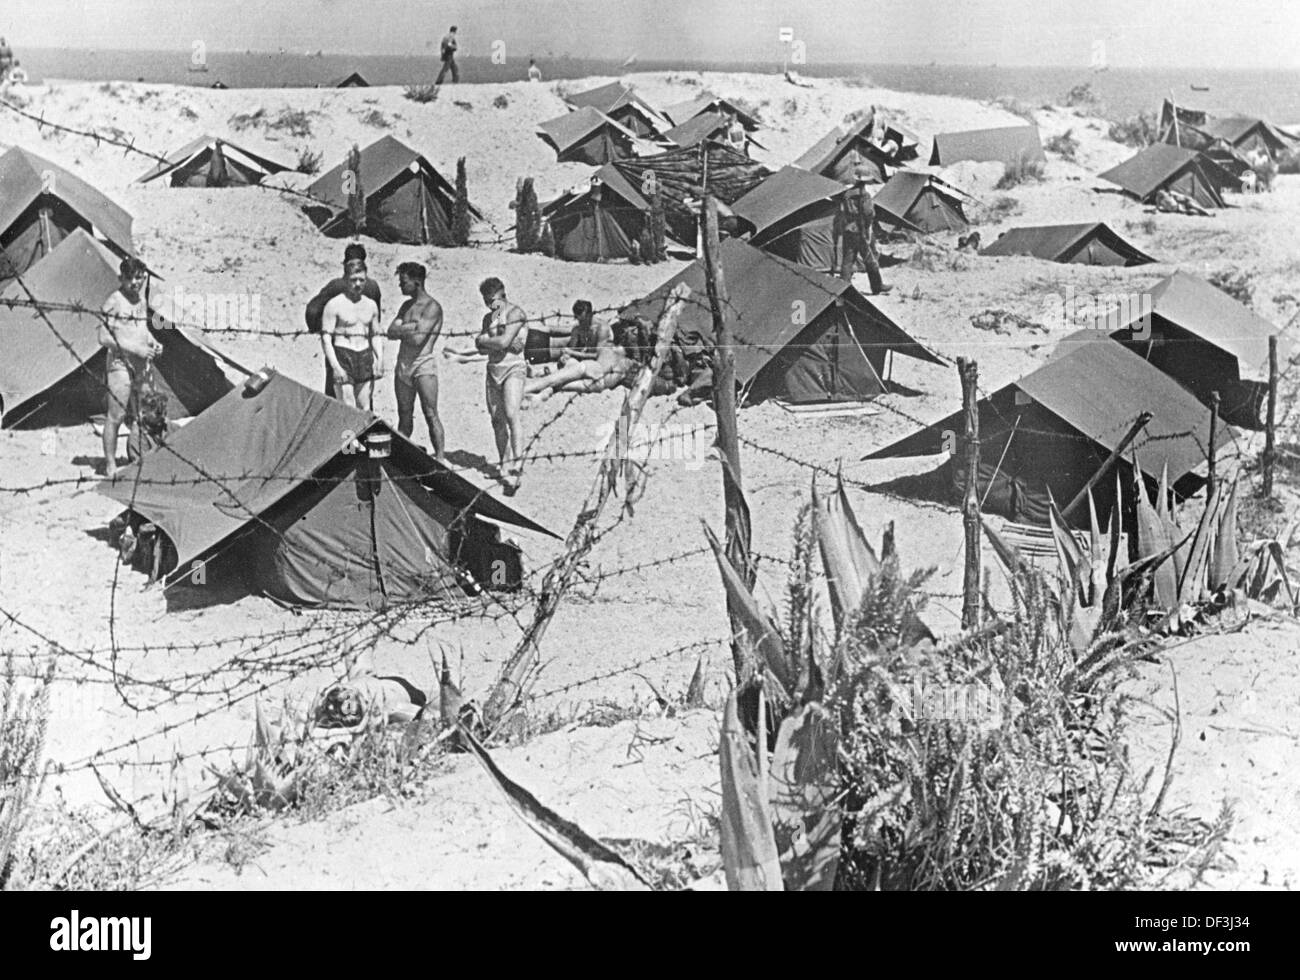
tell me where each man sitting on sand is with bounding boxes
[321,258,384,410]
[386,262,445,461]
[524,316,676,404]
[99,258,164,480]
[305,243,382,395]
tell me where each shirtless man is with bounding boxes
[99,258,163,479]
[475,277,527,492]
[559,299,614,366]
[386,262,445,460]
[321,258,383,409]
[525,317,642,404]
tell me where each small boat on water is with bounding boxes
[1191,84,1210,91]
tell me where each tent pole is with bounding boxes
[958,358,981,629]
[1263,336,1278,497]
[703,194,755,679]
[1061,411,1153,522]
[1170,91,1181,147]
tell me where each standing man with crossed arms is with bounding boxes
[321,258,383,410]
[387,262,446,461]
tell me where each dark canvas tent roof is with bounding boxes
[730,166,846,271]
[1098,144,1226,207]
[333,71,369,87]
[871,171,969,233]
[792,115,891,183]
[537,106,641,164]
[928,125,1046,167]
[136,135,291,186]
[1098,270,1287,384]
[864,334,1225,525]
[304,136,481,243]
[980,222,1155,265]
[664,111,766,152]
[541,165,692,262]
[563,81,668,135]
[663,93,761,131]
[1193,116,1297,158]
[0,228,240,428]
[611,144,770,244]
[620,238,941,403]
[0,147,135,280]
[99,372,554,607]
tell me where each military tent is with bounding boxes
[663,111,764,156]
[730,165,847,272]
[136,135,291,187]
[537,106,643,165]
[541,165,690,262]
[662,93,761,132]
[928,125,1046,168]
[563,81,669,137]
[1159,101,1297,161]
[871,171,970,234]
[99,372,555,609]
[792,115,893,184]
[1097,270,1288,429]
[303,136,481,244]
[1098,144,1226,208]
[611,143,770,244]
[863,334,1226,527]
[333,71,370,88]
[621,238,942,405]
[0,146,135,285]
[0,228,241,428]
[980,222,1154,265]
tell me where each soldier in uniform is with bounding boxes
[834,166,891,294]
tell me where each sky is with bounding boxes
[3,0,1299,69]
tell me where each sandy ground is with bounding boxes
[1,71,1298,889]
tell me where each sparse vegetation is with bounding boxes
[296,146,323,175]
[493,94,510,110]
[1208,268,1255,307]
[403,84,439,104]
[994,96,1037,122]
[0,651,53,889]
[1045,129,1079,161]
[229,108,317,138]
[359,108,390,128]
[1063,81,1099,108]
[1126,216,1158,236]
[995,156,1046,189]
[970,194,1023,225]
[1108,110,1157,148]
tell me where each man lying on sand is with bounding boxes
[1154,188,1213,217]
[523,316,675,405]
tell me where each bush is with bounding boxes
[493,94,509,109]
[995,156,1045,189]
[452,156,471,247]
[1208,268,1255,307]
[296,147,322,175]
[970,195,1022,226]
[1063,82,1098,108]
[0,651,53,889]
[994,96,1037,122]
[1045,129,1079,161]
[403,84,439,104]
[514,177,540,253]
[360,108,389,128]
[1108,111,1157,148]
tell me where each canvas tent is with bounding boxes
[541,165,689,262]
[1097,270,1288,429]
[0,146,135,285]
[621,238,942,404]
[100,372,555,609]
[663,111,765,156]
[662,93,761,132]
[980,222,1154,266]
[563,81,669,137]
[0,228,240,428]
[1098,144,1226,208]
[333,71,369,88]
[863,334,1226,528]
[136,135,291,188]
[537,106,643,165]
[730,165,847,272]
[871,171,970,234]
[928,126,1046,168]
[792,115,892,184]
[611,143,770,245]
[303,136,480,245]
[1158,100,1297,161]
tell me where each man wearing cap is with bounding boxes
[835,167,891,294]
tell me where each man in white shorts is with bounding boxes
[321,258,383,409]
[474,277,527,493]
[99,257,163,479]
[387,262,445,460]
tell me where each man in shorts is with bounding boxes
[305,242,382,395]
[386,262,446,461]
[475,277,527,493]
[321,258,383,410]
[99,257,163,480]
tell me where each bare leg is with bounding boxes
[415,374,445,461]
[395,373,416,437]
[335,381,357,408]
[102,421,121,479]
[354,379,373,411]
[501,373,525,489]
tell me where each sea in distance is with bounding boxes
[16,48,1300,124]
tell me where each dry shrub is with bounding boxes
[1208,268,1255,307]
[994,96,1037,122]
[0,651,52,889]
[996,156,1045,189]
[970,195,1022,226]
[296,146,322,175]
[1045,129,1079,161]
[403,83,438,104]
[1108,111,1157,147]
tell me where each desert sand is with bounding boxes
[1,70,1297,889]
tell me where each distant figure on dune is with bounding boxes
[527,58,542,83]
[437,26,460,84]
